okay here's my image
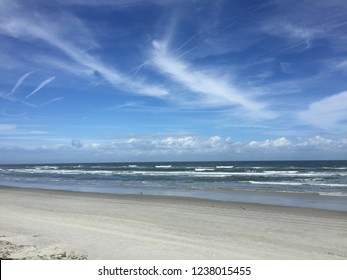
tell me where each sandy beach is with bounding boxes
[0,186,346,260]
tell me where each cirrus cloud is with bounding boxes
[0,2,168,98]
[0,124,16,132]
[151,40,276,119]
[298,91,347,129]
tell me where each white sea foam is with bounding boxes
[130,170,303,178]
[216,166,234,169]
[263,170,298,175]
[132,171,231,177]
[247,181,303,186]
[10,168,115,176]
[155,165,172,168]
[195,168,215,172]
[91,165,106,169]
[34,165,58,170]
[318,192,347,197]
[247,180,347,189]
[313,183,347,188]
[323,167,347,170]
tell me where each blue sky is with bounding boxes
[0,0,347,163]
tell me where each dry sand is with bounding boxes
[0,186,346,259]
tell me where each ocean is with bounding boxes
[1,160,347,211]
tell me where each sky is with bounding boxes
[0,0,347,163]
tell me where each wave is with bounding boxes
[128,170,329,178]
[34,165,59,170]
[132,171,232,177]
[247,181,303,186]
[323,167,347,170]
[318,192,347,197]
[9,168,115,176]
[195,168,215,172]
[263,170,298,174]
[155,165,172,168]
[246,180,347,188]
[6,168,347,178]
[216,166,234,169]
[313,183,347,188]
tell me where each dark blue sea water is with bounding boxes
[1,161,347,211]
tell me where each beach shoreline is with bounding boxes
[2,182,347,212]
[1,160,346,212]
[1,185,346,259]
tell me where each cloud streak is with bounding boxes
[0,123,16,132]
[262,22,320,52]
[0,4,167,97]
[298,91,347,129]
[7,71,33,96]
[40,97,63,106]
[25,76,56,100]
[151,40,275,119]
[260,0,347,54]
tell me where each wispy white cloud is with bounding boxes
[260,0,347,54]
[264,22,320,51]
[40,97,63,106]
[25,76,56,100]
[0,4,168,97]
[298,91,347,129]
[57,0,176,8]
[335,60,347,73]
[151,40,276,119]
[0,109,27,118]
[7,71,33,96]
[0,123,16,132]
[30,54,95,78]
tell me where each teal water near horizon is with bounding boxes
[1,160,347,211]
